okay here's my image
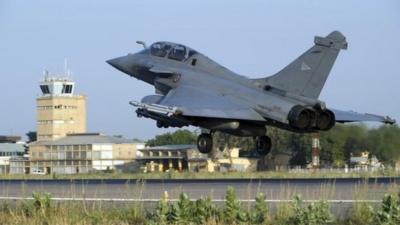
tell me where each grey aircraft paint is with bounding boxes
[107,31,395,154]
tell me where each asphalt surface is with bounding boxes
[0,177,398,200]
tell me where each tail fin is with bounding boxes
[257,31,347,99]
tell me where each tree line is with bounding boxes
[145,124,400,166]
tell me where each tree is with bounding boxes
[267,127,291,154]
[319,124,367,167]
[289,133,311,166]
[146,129,197,147]
[341,125,368,159]
[366,125,400,165]
[26,131,37,143]
[213,132,254,152]
[318,124,400,167]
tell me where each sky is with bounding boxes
[0,0,399,140]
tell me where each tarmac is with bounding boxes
[0,177,398,200]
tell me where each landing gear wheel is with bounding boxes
[156,121,164,128]
[156,121,169,128]
[256,136,272,156]
[197,133,213,154]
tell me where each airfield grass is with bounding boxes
[1,170,399,224]
[0,169,399,180]
[0,186,399,225]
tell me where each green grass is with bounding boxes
[0,187,400,225]
[0,169,399,180]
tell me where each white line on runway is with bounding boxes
[0,197,382,203]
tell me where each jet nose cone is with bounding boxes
[106,56,126,72]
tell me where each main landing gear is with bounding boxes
[197,133,213,154]
[255,136,271,156]
[196,132,272,156]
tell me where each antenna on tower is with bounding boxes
[43,68,49,81]
[64,58,68,77]
[64,58,73,80]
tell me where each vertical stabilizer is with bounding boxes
[258,31,347,99]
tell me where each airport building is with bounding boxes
[0,136,25,174]
[349,151,383,171]
[9,72,145,174]
[28,133,144,174]
[36,72,86,141]
[138,145,258,173]
[138,145,202,172]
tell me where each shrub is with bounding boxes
[150,192,170,225]
[375,194,400,225]
[193,197,218,224]
[288,195,333,225]
[169,192,194,224]
[117,205,146,225]
[6,188,400,225]
[224,186,249,224]
[347,202,375,225]
[274,202,292,225]
[14,192,54,225]
[32,192,51,209]
[250,192,269,224]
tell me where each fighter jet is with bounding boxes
[107,31,395,155]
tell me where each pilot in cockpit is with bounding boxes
[148,42,197,63]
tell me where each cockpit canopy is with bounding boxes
[148,42,198,62]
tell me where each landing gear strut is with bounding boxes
[255,136,272,156]
[197,133,213,154]
[156,120,169,128]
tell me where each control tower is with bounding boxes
[36,71,86,141]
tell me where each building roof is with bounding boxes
[0,136,21,143]
[140,144,197,151]
[0,143,25,152]
[30,133,140,146]
[350,156,369,164]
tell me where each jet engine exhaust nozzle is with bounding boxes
[288,105,315,130]
[316,109,335,131]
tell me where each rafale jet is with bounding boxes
[107,31,395,155]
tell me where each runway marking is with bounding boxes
[0,197,382,203]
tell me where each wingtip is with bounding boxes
[384,116,396,125]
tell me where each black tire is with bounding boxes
[256,136,272,156]
[197,133,213,154]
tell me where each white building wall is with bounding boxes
[92,160,114,170]
[91,144,114,170]
[101,151,113,159]
[113,160,125,166]
[0,157,10,166]
[92,144,113,151]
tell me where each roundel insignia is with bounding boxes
[301,62,311,71]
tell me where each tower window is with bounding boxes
[62,85,73,94]
[40,85,50,94]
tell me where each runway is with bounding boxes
[0,177,398,201]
